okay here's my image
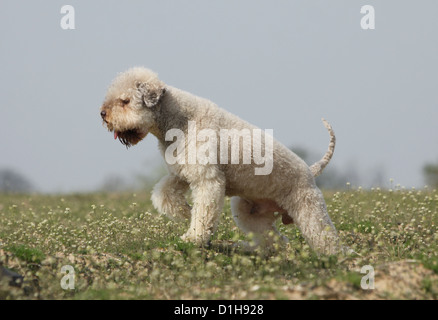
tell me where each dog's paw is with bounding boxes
[341,245,360,257]
[181,231,211,247]
[180,232,193,243]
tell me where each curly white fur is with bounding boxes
[100,67,341,255]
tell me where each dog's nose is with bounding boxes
[100,110,106,119]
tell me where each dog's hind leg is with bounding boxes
[151,174,191,221]
[283,188,340,255]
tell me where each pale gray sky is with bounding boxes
[0,1,437,193]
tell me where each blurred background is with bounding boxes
[0,0,437,193]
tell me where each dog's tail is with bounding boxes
[309,118,336,177]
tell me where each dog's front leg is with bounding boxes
[151,174,191,221]
[182,178,225,245]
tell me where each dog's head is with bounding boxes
[100,67,166,147]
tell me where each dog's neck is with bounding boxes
[150,86,192,145]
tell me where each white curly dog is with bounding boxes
[100,67,340,255]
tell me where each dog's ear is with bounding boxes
[136,81,166,108]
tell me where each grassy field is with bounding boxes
[0,187,437,300]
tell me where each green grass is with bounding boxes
[5,245,45,264]
[0,187,437,299]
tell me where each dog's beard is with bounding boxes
[114,128,147,148]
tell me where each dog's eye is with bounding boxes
[120,98,130,105]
